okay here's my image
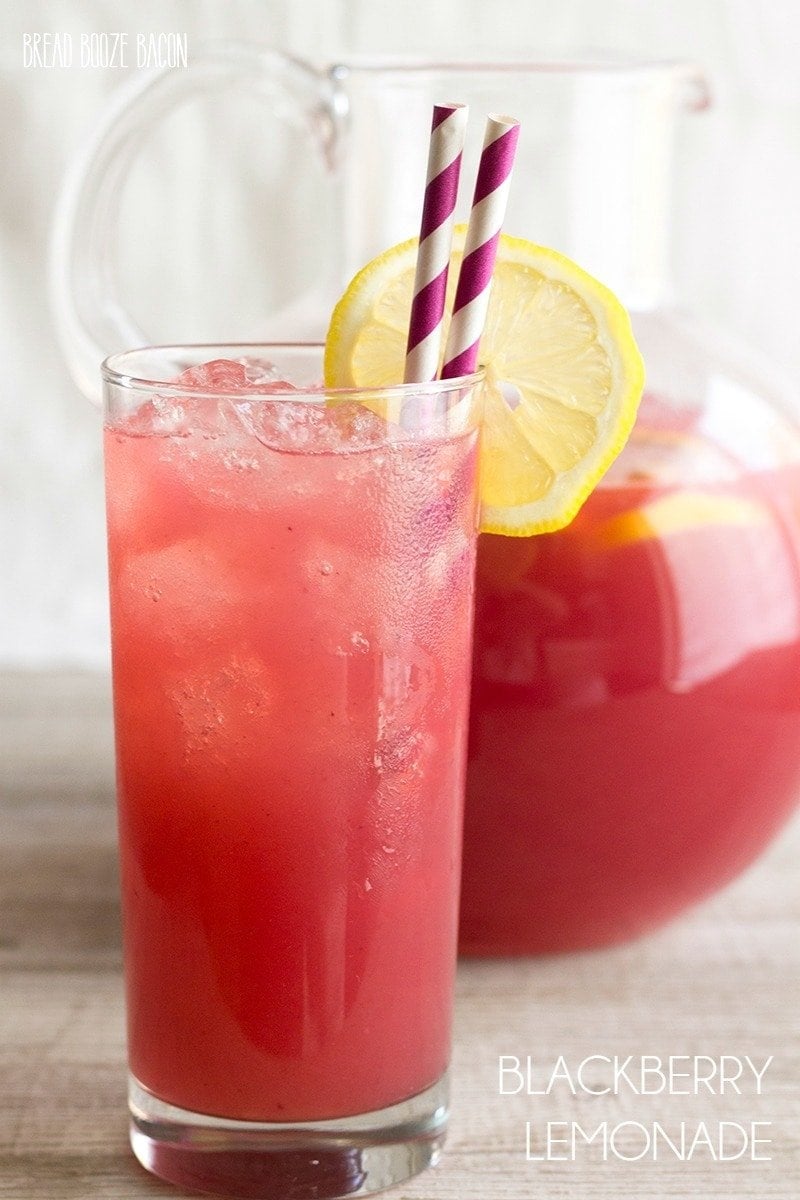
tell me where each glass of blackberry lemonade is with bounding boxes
[102,345,482,1198]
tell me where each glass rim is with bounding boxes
[101,342,484,402]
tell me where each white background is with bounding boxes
[1,0,799,667]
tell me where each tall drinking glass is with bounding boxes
[101,344,482,1199]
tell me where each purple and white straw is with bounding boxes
[440,115,520,379]
[404,103,468,383]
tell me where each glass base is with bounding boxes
[128,1072,449,1199]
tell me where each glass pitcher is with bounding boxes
[50,47,800,953]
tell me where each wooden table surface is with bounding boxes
[1,671,798,1199]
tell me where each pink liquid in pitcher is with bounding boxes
[461,394,800,953]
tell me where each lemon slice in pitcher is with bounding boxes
[324,228,644,535]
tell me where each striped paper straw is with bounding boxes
[440,115,520,379]
[404,103,469,383]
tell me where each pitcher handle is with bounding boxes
[49,43,338,404]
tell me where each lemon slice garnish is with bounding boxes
[324,228,645,535]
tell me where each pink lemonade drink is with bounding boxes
[102,346,481,1199]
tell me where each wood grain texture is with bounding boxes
[1,671,798,1199]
